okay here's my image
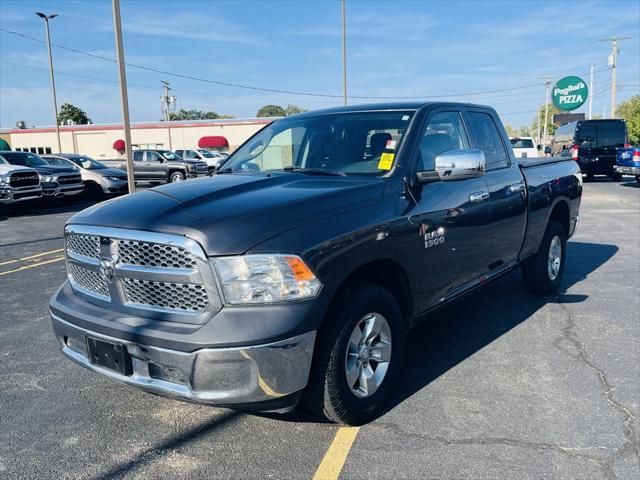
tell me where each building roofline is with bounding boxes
[6,117,275,135]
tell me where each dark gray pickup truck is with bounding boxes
[106,149,208,184]
[50,102,581,425]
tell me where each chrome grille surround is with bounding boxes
[64,225,222,323]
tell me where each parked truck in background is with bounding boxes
[0,156,42,205]
[105,149,208,184]
[50,102,582,425]
[174,149,228,175]
[615,146,640,183]
[509,136,540,158]
[551,119,628,181]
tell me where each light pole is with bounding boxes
[35,12,62,153]
[112,0,135,194]
[341,0,347,106]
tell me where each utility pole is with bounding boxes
[588,65,594,120]
[341,0,347,106]
[161,80,176,121]
[35,12,61,153]
[540,78,553,149]
[600,36,631,118]
[112,0,135,194]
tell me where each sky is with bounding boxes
[0,0,639,130]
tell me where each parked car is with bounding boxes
[50,102,581,425]
[105,149,208,184]
[0,156,42,205]
[174,149,227,174]
[42,154,128,197]
[0,151,84,198]
[510,136,539,158]
[551,119,629,180]
[615,146,640,183]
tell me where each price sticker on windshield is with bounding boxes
[378,152,395,170]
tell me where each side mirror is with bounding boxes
[544,146,552,154]
[537,144,542,150]
[417,149,485,183]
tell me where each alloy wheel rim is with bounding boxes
[548,235,562,281]
[344,312,392,398]
[171,174,183,183]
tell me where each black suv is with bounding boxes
[551,119,628,180]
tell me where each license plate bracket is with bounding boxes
[86,337,132,376]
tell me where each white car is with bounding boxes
[510,137,540,158]
[174,149,228,174]
[0,156,42,204]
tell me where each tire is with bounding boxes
[305,282,405,425]
[522,220,567,294]
[168,171,186,183]
[85,182,103,200]
[611,172,622,182]
[635,175,640,184]
[585,173,594,181]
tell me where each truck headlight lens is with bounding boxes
[0,175,9,185]
[211,254,322,304]
[39,174,56,183]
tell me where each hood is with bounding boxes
[93,167,127,177]
[30,165,78,175]
[0,164,36,174]
[69,172,385,255]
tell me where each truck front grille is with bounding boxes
[117,240,197,268]
[122,278,208,312]
[10,171,40,188]
[58,174,82,185]
[64,226,220,320]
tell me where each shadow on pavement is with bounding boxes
[383,241,618,415]
[88,410,241,479]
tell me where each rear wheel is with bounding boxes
[611,172,622,182]
[305,283,404,425]
[522,220,566,294]
[168,171,186,183]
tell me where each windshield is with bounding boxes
[0,157,7,165]
[197,149,216,158]
[69,156,107,170]
[223,110,415,175]
[510,138,534,148]
[1,151,48,167]
[158,151,181,161]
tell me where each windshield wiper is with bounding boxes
[281,166,346,176]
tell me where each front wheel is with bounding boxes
[168,171,186,183]
[522,220,567,294]
[635,175,640,184]
[611,172,622,182]
[305,283,405,425]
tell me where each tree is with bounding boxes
[256,104,286,117]
[58,103,91,125]
[168,109,233,121]
[531,103,563,140]
[617,95,640,145]
[284,104,307,116]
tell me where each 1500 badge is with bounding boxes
[424,226,445,249]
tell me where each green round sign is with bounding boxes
[552,76,588,111]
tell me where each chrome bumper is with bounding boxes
[51,313,316,405]
[615,165,640,176]
[42,183,84,197]
[0,186,42,204]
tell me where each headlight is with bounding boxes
[39,174,56,183]
[211,254,322,304]
[106,176,125,181]
[0,175,9,185]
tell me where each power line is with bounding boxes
[0,26,544,100]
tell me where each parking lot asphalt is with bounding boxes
[1,178,638,480]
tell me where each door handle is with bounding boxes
[469,191,490,203]
[509,183,526,193]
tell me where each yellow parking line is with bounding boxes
[312,426,360,480]
[0,248,65,266]
[0,256,65,276]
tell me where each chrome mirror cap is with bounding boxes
[435,149,485,181]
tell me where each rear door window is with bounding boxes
[576,125,597,147]
[467,112,509,170]
[597,124,626,147]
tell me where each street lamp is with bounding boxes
[35,11,62,153]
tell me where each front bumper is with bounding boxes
[615,165,640,176]
[0,185,42,204]
[51,312,316,406]
[100,179,128,194]
[42,182,84,197]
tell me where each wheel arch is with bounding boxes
[548,199,570,237]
